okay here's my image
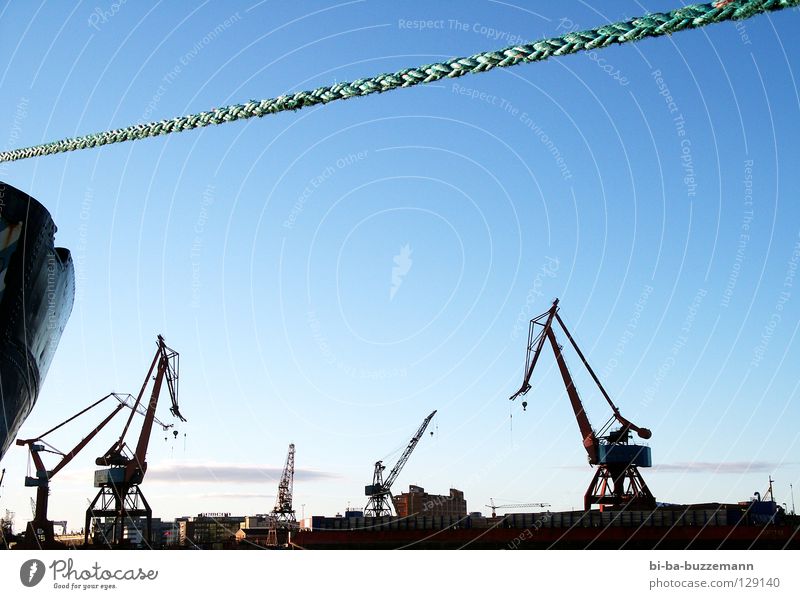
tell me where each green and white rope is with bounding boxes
[1,0,797,163]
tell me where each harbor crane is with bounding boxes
[271,443,296,524]
[15,392,151,548]
[85,335,186,547]
[266,443,296,547]
[485,498,550,519]
[364,410,437,517]
[510,299,656,511]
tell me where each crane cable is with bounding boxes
[0,0,796,164]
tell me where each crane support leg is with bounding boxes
[84,484,152,547]
[584,464,656,511]
[24,518,56,549]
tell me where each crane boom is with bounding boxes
[98,336,183,471]
[509,305,557,402]
[486,498,550,518]
[552,311,651,440]
[384,410,437,489]
[364,410,436,517]
[546,326,598,463]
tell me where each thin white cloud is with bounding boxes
[556,460,794,474]
[57,461,339,484]
[653,461,794,474]
[195,492,274,499]
[145,462,339,484]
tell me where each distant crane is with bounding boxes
[15,392,144,548]
[271,443,296,524]
[364,410,436,517]
[85,335,186,547]
[266,443,296,547]
[510,299,656,511]
[485,498,550,518]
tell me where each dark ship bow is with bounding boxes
[0,182,74,460]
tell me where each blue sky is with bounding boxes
[1,1,799,532]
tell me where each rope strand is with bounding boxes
[0,0,796,164]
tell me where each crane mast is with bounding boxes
[510,299,655,511]
[364,410,437,517]
[85,335,185,547]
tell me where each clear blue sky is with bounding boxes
[1,1,799,532]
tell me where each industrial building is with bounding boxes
[89,517,169,548]
[235,526,274,547]
[393,485,467,519]
[178,513,243,547]
[234,515,275,546]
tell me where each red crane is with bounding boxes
[15,393,139,548]
[85,335,185,547]
[510,299,655,511]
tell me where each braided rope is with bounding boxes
[1,0,797,163]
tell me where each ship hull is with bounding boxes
[0,181,74,460]
[291,523,798,550]
[288,507,798,550]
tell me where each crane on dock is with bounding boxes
[364,410,436,517]
[85,335,186,547]
[510,299,655,511]
[14,392,149,548]
[486,498,550,518]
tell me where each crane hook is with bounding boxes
[522,401,528,412]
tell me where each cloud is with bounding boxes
[653,461,793,474]
[195,492,274,499]
[556,460,794,474]
[144,462,339,484]
[57,461,339,485]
